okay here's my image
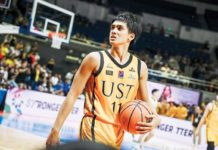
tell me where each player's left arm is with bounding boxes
[135,60,161,134]
[195,102,212,136]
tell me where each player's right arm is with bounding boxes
[195,103,212,136]
[46,52,99,147]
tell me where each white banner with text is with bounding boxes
[4,88,85,123]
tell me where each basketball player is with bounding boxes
[46,12,161,149]
[195,93,218,150]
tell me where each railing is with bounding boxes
[148,69,218,90]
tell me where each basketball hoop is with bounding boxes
[51,35,62,49]
[30,0,75,45]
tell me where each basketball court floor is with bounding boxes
[0,125,46,150]
[0,114,212,150]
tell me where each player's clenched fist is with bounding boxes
[46,128,60,148]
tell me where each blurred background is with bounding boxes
[0,0,217,149]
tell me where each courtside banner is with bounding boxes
[4,88,84,122]
[147,81,200,105]
[124,115,206,148]
[155,115,206,146]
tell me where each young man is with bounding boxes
[195,93,218,150]
[192,106,202,147]
[150,89,160,109]
[46,12,161,149]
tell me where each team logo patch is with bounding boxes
[128,73,136,80]
[118,71,124,78]
[106,63,113,69]
[106,70,113,76]
[129,67,135,72]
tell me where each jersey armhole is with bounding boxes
[93,51,104,77]
[137,59,141,80]
[211,101,215,112]
[207,102,214,115]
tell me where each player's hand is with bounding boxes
[46,128,60,148]
[135,114,156,134]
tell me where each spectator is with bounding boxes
[175,103,188,120]
[63,78,71,96]
[153,51,163,66]
[192,64,201,79]
[15,60,28,84]
[30,64,41,90]
[65,69,75,81]
[50,73,59,87]
[166,101,177,118]
[0,42,10,57]
[27,51,37,65]
[47,58,56,72]
[157,101,169,116]
[192,106,203,147]
[168,56,180,72]
[160,63,171,73]
[150,89,160,109]
[7,75,18,89]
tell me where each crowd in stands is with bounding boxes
[73,31,218,92]
[0,35,74,96]
[69,13,217,92]
[148,88,205,122]
[134,48,218,92]
[158,100,189,120]
[157,99,205,123]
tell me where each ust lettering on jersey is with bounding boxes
[84,50,141,125]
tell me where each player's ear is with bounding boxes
[128,33,135,42]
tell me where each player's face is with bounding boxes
[153,91,160,99]
[109,21,135,46]
[195,106,200,113]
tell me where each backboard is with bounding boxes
[30,0,75,44]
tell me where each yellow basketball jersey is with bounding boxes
[80,50,141,148]
[206,101,218,145]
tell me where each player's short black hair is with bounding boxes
[152,89,159,94]
[112,12,142,45]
